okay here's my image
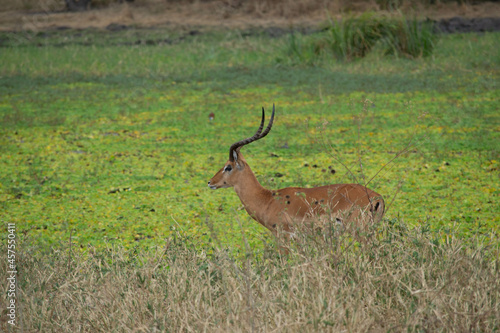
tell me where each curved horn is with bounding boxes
[229,104,275,161]
[258,103,275,139]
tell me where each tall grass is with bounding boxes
[282,32,326,65]
[304,12,439,62]
[0,26,498,332]
[383,15,437,58]
[281,13,437,64]
[4,219,499,332]
[327,12,390,61]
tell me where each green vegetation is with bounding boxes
[0,31,499,246]
[327,12,392,60]
[0,26,499,330]
[383,14,437,58]
[284,12,438,63]
[1,28,498,252]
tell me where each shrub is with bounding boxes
[326,12,437,61]
[384,16,437,58]
[327,12,392,61]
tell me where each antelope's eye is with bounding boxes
[224,165,232,172]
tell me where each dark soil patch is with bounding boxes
[434,16,500,33]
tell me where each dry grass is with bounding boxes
[3,219,499,332]
[0,0,498,32]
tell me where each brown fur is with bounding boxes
[209,152,384,236]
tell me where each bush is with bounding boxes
[327,12,391,61]
[384,16,437,58]
[326,12,437,61]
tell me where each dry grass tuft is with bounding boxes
[2,219,499,332]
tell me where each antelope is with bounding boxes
[208,105,385,236]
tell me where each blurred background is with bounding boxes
[1,0,499,32]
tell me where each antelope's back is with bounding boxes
[276,184,384,223]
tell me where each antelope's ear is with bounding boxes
[236,160,244,170]
[234,149,245,169]
[235,162,245,171]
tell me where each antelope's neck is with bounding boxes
[233,168,272,224]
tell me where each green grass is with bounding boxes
[0,28,499,254]
[282,13,438,63]
[383,15,437,58]
[0,26,499,332]
[326,12,391,60]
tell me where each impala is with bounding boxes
[208,105,385,236]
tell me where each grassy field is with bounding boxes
[1,28,498,250]
[0,27,499,331]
